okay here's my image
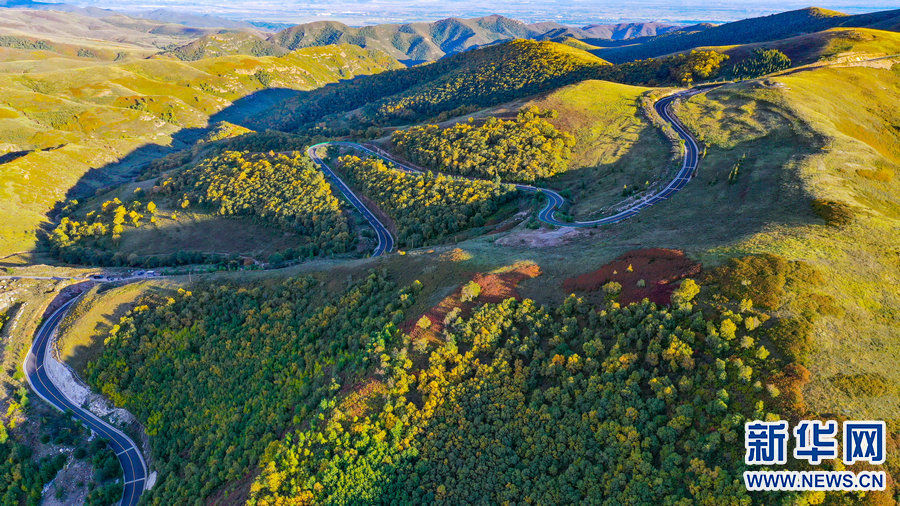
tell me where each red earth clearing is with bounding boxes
[562,248,701,305]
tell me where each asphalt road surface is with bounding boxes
[306,89,704,249]
[308,144,394,256]
[23,296,148,506]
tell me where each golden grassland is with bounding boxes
[524,80,674,217]
[0,44,401,257]
[694,27,900,68]
[668,63,899,419]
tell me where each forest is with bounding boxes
[0,439,65,505]
[49,151,354,267]
[728,49,793,79]
[336,155,519,248]
[0,411,122,505]
[158,151,354,257]
[391,107,576,183]
[247,282,795,503]
[84,273,421,502]
[606,50,730,86]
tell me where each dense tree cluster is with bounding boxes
[248,288,785,503]
[729,49,792,79]
[50,150,355,267]
[337,155,518,247]
[85,273,419,502]
[0,412,121,505]
[607,50,730,86]
[158,151,353,255]
[49,197,160,263]
[0,440,66,505]
[391,107,575,183]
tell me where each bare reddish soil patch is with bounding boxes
[404,262,542,338]
[562,248,701,305]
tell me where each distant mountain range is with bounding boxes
[3,2,899,66]
[0,0,264,32]
[174,15,683,64]
[594,6,900,62]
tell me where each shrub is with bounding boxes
[671,278,700,305]
[416,316,432,330]
[460,281,482,302]
[811,198,854,226]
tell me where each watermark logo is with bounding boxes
[744,419,887,492]
[745,420,789,465]
[843,421,885,465]
[794,420,838,465]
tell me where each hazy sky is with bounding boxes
[64,0,900,25]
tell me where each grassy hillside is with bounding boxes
[688,27,900,74]
[0,7,223,55]
[525,80,674,217]
[384,79,673,218]
[0,44,401,257]
[673,63,899,419]
[597,7,900,63]
[264,40,609,132]
[163,31,288,61]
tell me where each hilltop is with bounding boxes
[596,7,900,62]
[262,39,609,132]
[0,7,229,54]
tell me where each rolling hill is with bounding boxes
[163,31,287,61]
[595,7,900,62]
[261,39,610,132]
[0,44,401,257]
[709,27,900,70]
[165,16,685,65]
[0,7,228,54]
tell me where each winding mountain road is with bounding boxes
[20,89,702,506]
[307,88,704,256]
[24,295,147,506]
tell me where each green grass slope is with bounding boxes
[0,44,401,257]
[597,7,900,63]
[163,31,288,61]
[703,27,900,70]
[674,62,900,419]
[525,80,673,216]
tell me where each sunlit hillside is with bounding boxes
[0,44,400,257]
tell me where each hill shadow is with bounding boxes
[15,84,326,267]
[58,87,307,205]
